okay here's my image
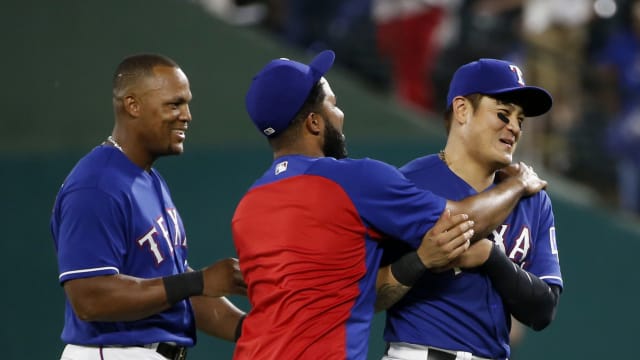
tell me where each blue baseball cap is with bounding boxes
[446,58,552,117]
[246,50,336,137]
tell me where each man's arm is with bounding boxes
[480,241,560,330]
[447,162,547,241]
[190,296,246,342]
[63,258,247,322]
[450,240,561,330]
[375,210,474,312]
[375,162,546,311]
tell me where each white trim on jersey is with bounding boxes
[59,266,120,280]
[539,275,563,284]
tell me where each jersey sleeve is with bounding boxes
[351,158,447,248]
[524,191,563,289]
[55,188,127,283]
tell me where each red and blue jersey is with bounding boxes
[50,145,195,347]
[232,155,447,360]
[383,155,563,359]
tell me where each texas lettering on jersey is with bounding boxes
[138,208,188,265]
[488,224,554,266]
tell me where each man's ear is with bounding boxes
[305,112,322,136]
[452,96,469,126]
[123,95,141,118]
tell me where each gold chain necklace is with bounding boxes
[106,136,123,152]
[438,150,449,166]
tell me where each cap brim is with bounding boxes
[309,50,335,82]
[487,86,553,117]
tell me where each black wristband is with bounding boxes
[162,270,204,305]
[234,314,246,342]
[390,251,426,287]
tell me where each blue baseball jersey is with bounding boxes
[50,145,195,346]
[383,154,563,359]
[232,155,447,360]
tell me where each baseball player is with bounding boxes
[377,59,563,360]
[231,50,547,360]
[50,53,247,360]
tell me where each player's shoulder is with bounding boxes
[519,188,553,209]
[62,146,138,195]
[312,156,400,177]
[400,154,441,175]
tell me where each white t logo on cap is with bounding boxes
[509,65,525,86]
[263,127,276,136]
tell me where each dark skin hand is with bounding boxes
[446,161,547,243]
[64,257,247,322]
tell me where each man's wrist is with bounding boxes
[503,175,527,197]
[162,270,204,305]
[390,251,427,287]
[234,314,246,342]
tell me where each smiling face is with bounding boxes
[459,95,524,170]
[132,65,192,157]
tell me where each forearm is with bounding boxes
[191,296,246,341]
[64,274,171,322]
[64,271,204,322]
[482,244,560,330]
[376,252,439,312]
[448,177,525,240]
[375,265,411,312]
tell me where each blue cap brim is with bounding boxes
[486,86,552,117]
[309,50,335,82]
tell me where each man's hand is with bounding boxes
[498,161,547,196]
[446,238,493,270]
[416,209,475,269]
[201,258,247,297]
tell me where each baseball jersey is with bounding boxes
[232,154,447,360]
[383,154,563,359]
[50,145,195,346]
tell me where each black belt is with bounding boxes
[385,343,491,360]
[426,347,457,360]
[138,342,187,360]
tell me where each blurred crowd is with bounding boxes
[198,0,640,218]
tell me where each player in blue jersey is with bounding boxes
[377,59,563,360]
[50,54,247,360]
[232,50,548,360]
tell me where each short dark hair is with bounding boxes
[112,53,179,98]
[268,81,326,149]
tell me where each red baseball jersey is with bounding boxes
[232,155,446,359]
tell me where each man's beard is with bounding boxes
[323,120,348,159]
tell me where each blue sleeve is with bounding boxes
[337,158,447,248]
[525,192,563,289]
[55,188,127,283]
